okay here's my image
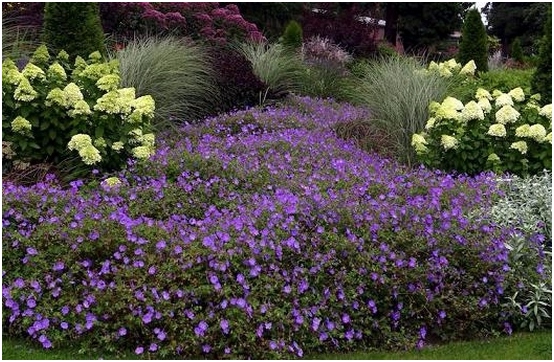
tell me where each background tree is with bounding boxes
[510,37,524,63]
[457,8,488,72]
[393,3,463,53]
[281,20,303,50]
[237,3,306,41]
[484,2,551,56]
[42,2,106,61]
[531,6,552,103]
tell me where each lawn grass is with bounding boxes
[2,330,551,360]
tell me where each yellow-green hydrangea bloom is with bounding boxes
[461,101,485,122]
[22,63,46,81]
[510,141,528,154]
[539,104,552,120]
[111,141,125,152]
[495,105,520,124]
[46,62,67,81]
[96,74,120,91]
[78,144,102,165]
[428,101,441,115]
[528,124,547,142]
[68,100,92,117]
[508,87,525,102]
[4,68,23,86]
[88,51,103,63]
[445,58,461,71]
[411,133,428,153]
[492,89,503,98]
[79,63,113,82]
[102,177,122,187]
[487,123,507,137]
[425,117,436,130]
[68,134,93,151]
[438,64,453,78]
[14,77,38,101]
[131,95,155,117]
[477,98,492,113]
[56,50,70,62]
[131,145,154,160]
[440,135,459,150]
[459,60,476,76]
[442,97,464,111]
[11,116,32,135]
[487,153,500,163]
[94,88,135,115]
[139,133,155,148]
[495,93,514,107]
[475,88,493,100]
[530,93,542,102]
[30,45,50,66]
[45,88,65,107]
[515,124,531,138]
[428,61,439,72]
[544,132,552,144]
[93,137,107,149]
[63,83,84,107]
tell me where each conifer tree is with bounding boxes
[42,3,106,61]
[457,8,488,72]
[531,7,552,103]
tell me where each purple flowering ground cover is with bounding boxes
[1,97,541,358]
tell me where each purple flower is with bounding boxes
[194,321,208,337]
[27,298,36,308]
[269,341,278,350]
[341,313,351,324]
[157,330,166,341]
[135,346,144,354]
[420,326,427,339]
[26,247,38,256]
[220,319,230,334]
[14,278,25,288]
[148,266,156,275]
[61,306,70,315]
[149,343,158,352]
[118,327,127,336]
[202,344,211,353]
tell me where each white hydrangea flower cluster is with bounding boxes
[67,134,102,165]
[11,116,33,135]
[427,58,477,78]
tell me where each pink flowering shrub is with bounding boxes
[100,2,264,46]
[3,97,548,358]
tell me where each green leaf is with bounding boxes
[46,145,55,155]
[95,126,104,139]
[49,129,57,140]
[29,142,41,150]
[40,120,51,131]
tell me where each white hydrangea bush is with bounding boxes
[412,85,552,176]
[2,45,156,173]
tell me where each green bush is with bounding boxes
[531,7,552,103]
[413,87,552,176]
[113,36,219,127]
[42,3,106,62]
[457,9,488,73]
[2,45,156,176]
[235,41,304,105]
[348,56,450,166]
[281,20,303,50]
[510,38,524,64]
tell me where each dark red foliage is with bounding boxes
[301,3,379,58]
[207,46,267,116]
[2,2,45,26]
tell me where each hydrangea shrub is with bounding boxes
[2,45,156,173]
[3,97,544,358]
[412,87,552,176]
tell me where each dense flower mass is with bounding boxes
[2,97,549,359]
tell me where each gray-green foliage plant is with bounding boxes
[113,36,219,126]
[2,17,40,61]
[489,171,552,331]
[235,41,304,105]
[348,56,449,166]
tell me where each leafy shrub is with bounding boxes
[457,9,488,73]
[113,35,218,127]
[531,7,552,103]
[413,87,552,176]
[483,171,552,331]
[3,97,525,358]
[281,20,303,50]
[42,3,106,61]
[206,46,267,116]
[2,45,156,176]
[349,56,450,166]
[301,4,378,58]
[235,41,304,104]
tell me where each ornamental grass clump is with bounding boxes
[2,45,156,177]
[413,87,552,176]
[349,56,450,166]
[3,97,544,359]
[113,36,219,126]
